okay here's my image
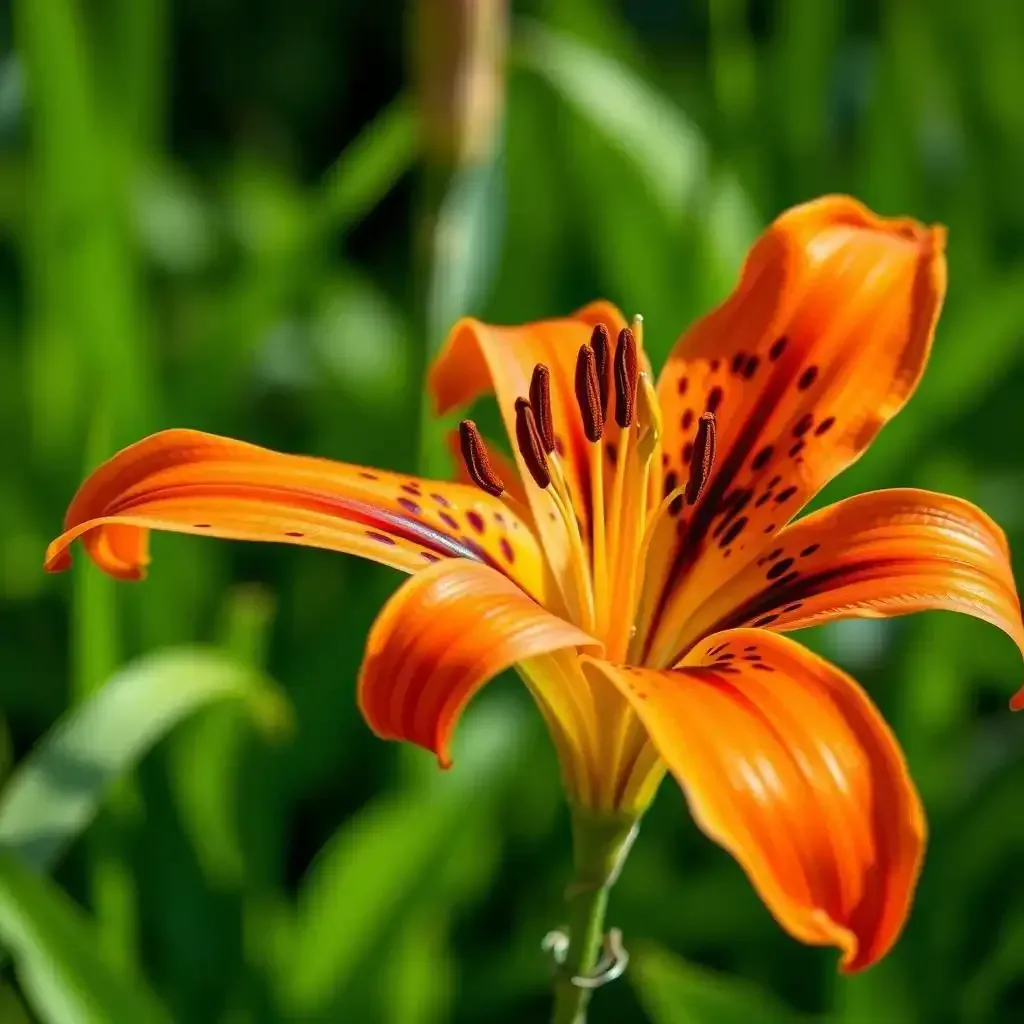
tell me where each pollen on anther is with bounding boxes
[590,324,611,417]
[515,398,552,490]
[685,412,717,505]
[613,328,638,428]
[575,345,605,443]
[529,364,556,454]
[458,420,505,498]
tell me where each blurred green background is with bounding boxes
[2,0,1024,1021]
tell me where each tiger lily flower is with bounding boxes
[46,196,1024,973]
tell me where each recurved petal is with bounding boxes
[357,560,599,766]
[644,196,946,668]
[676,490,1024,667]
[583,629,925,972]
[44,429,546,599]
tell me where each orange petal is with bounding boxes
[429,302,629,578]
[45,429,547,600]
[357,560,598,767]
[644,196,946,667]
[677,489,1024,666]
[583,629,925,971]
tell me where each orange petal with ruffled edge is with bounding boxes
[44,429,547,601]
[357,560,599,768]
[674,489,1024,669]
[643,196,946,668]
[582,629,925,972]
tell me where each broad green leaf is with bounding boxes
[274,698,523,1017]
[631,943,805,1024]
[0,849,171,1024]
[0,647,291,875]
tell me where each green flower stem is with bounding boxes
[551,809,638,1024]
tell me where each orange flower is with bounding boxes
[45,196,1024,972]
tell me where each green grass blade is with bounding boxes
[0,849,172,1024]
[0,647,292,875]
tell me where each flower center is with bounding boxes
[459,320,717,660]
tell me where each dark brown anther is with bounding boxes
[514,398,551,490]
[685,412,717,505]
[613,327,638,428]
[529,364,556,454]
[458,420,504,497]
[589,323,611,418]
[574,345,605,443]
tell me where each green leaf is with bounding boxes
[273,698,522,1017]
[0,647,292,875]
[631,943,805,1024]
[0,848,171,1024]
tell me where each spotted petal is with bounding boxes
[675,489,1024,667]
[643,196,946,668]
[45,429,547,600]
[583,629,925,972]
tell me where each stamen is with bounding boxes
[574,345,605,443]
[685,412,717,505]
[458,420,504,497]
[613,328,638,428]
[636,372,661,464]
[529,364,556,454]
[514,398,551,490]
[589,323,611,418]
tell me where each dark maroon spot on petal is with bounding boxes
[763,547,783,562]
[421,551,441,562]
[467,511,486,534]
[710,358,721,371]
[663,470,679,498]
[494,511,505,525]
[398,497,422,515]
[764,523,776,533]
[789,440,805,457]
[752,613,779,627]
[744,645,757,652]
[682,442,694,465]
[742,355,760,380]
[797,366,818,391]
[401,482,421,496]
[743,654,762,662]
[439,511,460,531]
[677,376,689,396]
[793,414,814,437]
[549,511,557,522]
[193,523,212,529]
[752,445,773,471]
[715,652,736,661]
[499,537,514,562]
[783,602,803,613]
[815,416,836,436]
[681,409,694,431]
[775,486,798,503]
[755,492,773,508]
[284,531,304,538]
[768,475,782,488]
[766,557,795,580]
[661,451,668,467]
[751,662,775,672]
[606,442,617,463]
[431,493,451,508]
[769,336,788,361]
[359,471,379,480]
[731,352,746,374]
[367,531,397,545]
[706,386,723,414]
[800,544,820,557]
[771,570,800,588]
[709,642,729,656]
[669,494,684,517]
[718,516,748,548]
[724,548,732,558]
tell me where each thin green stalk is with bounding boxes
[551,810,638,1024]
